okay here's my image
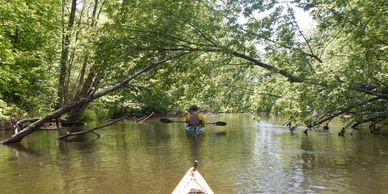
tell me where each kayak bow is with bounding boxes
[172,160,214,194]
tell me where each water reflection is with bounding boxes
[4,143,42,160]
[1,114,388,193]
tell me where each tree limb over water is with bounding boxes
[1,52,190,144]
[58,115,128,140]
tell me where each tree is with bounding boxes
[215,0,387,132]
[1,52,189,144]
[110,0,387,133]
[1,0,387,144]
[1,0,200,143]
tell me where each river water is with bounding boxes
[1,113,388,193]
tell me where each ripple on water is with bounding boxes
[2,115,388,193]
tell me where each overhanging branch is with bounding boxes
[1,52,190,144]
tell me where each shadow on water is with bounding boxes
[184,133,205,161]
[190,136,201,150]
[192,136,208,150]
[56,126,111,155]
[58,133,100,143]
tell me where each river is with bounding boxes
[1,113,388,193]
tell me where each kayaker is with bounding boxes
[185,105,205,127]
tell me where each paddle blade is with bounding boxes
[159,118,174,123]
[213,121,227,126]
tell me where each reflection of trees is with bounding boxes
[294,131,388,193]
[5,143,41,159]
[297,135,316,191]
[57,129,99,193]
[300,135,315,168]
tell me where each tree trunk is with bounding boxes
[64,0,103,121]
[57,0,77,108]
[66,3,86,102]
[66,70,101,122]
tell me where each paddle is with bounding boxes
[207,121,227,126]
[159,118,227,126]
[159,118,185,123]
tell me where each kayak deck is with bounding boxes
[184,125,205,136]
[172,161,214,194]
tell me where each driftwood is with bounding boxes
[58,115,128,140]
[136,112,155,122]
[11,118,71,133]
[14,118,40,133]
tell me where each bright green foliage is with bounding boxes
[0,99,26,122]
[228,0,388,128]
[88,0,387,131]
[0,0,59,115]
[90,0,258,114]
[0,0,386,134]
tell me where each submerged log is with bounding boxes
[58,115,127,140]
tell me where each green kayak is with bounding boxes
[184,125,205,136]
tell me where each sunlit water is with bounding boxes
[1,113,388,193]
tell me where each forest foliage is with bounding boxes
[0,0,386,135]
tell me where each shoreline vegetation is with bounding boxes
[0,0,386,143]
[0,110,218,131]
[1,111,386,136]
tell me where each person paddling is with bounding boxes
[185,105,205,127]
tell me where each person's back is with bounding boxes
[185,105,205,127]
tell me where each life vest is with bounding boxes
[189,112,201,126]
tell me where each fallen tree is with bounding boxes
[0,52,189,144]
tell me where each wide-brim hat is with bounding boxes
[189,105,199,112]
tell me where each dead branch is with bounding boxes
[308,107,352,128]
[136,112,155,122]
[14,118,40,133]
[58,115,128,140]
